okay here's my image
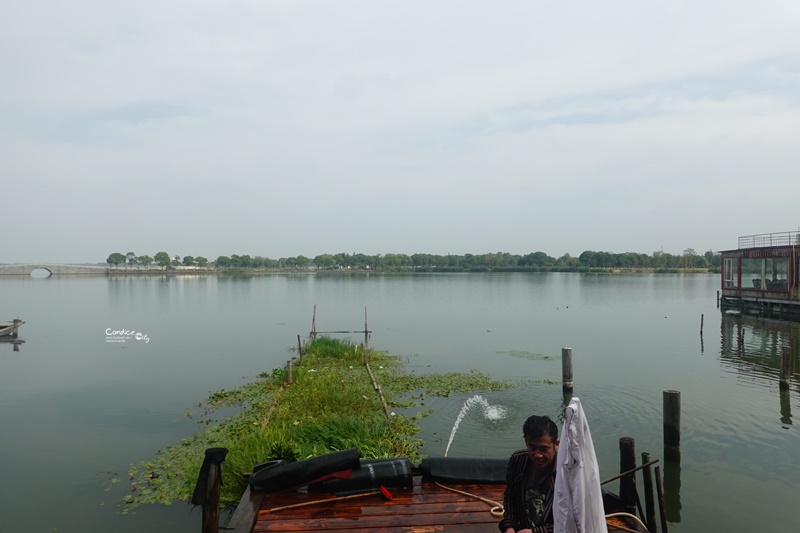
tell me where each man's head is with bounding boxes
[522,415,559,471]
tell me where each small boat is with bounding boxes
[220,450,652,532]
[0,319,24,337]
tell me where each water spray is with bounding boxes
[444,394,507,457]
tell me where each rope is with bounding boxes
[434,482,505,518]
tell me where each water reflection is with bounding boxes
[663,455,682,523]
[780,388,792,426]
[720,314,800,425]
[719,314,799,381]
[0,336,24,352]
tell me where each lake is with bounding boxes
[1,271,798,533]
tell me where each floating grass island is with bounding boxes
[126,337,513,509]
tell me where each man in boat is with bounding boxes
[499,415,559,533]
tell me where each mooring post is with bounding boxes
[561,347,573,394]
[655,465,669,533]
[716,290,719,308]
[364,307,369,349]
[287,360,293,385]
[663,390,681,458]
[297,334,303,361]
[700,314,704,336]
[618,437,637,515]
[12,318,20,338]
[191,447,229,533]
[642,452,657,533]
[780,346,792,389]
[311,305,317,339]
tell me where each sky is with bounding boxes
[2,1,800,263]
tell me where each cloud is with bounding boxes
[2,1,800,262]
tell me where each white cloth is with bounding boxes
[554,397,608,533]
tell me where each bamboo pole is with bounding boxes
[601,459,660,486]
[365,362,391,419]
[266,490,381,513]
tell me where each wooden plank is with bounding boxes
[226,485,264,533]
[262,499,499,520]
[252,510,499,532]
[249,478,506,533]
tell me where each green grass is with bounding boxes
[124,337,511,510]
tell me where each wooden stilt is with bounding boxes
[619,437,637,515]
[663,391,681,459]
[562,347,573,394]
[641,452,657,533]
[655,466,669,533]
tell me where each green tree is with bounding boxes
[138,255,153,269]
[154,251,171,268]
[195,256,208,267]
[126,252,137,268]
[314,254,336,268]
[182,256,195,266]
[106,252,126,269]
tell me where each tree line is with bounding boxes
[106,251,209,269]
[106,248,721,271]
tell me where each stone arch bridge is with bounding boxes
[0,264,109,276]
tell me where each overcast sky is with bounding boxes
[2,1,799,263]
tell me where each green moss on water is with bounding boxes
[497,350,556,361]
[125,337,511,510]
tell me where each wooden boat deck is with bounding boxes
[228,477,644,532]
[228,477,503,532]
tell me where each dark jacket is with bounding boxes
[499,449,555,533]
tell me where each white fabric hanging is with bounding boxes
[554,397,608,533]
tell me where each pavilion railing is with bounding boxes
[738,231,800,249]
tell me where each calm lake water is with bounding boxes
[1,272,799,533]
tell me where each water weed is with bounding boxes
[126,337,510,509]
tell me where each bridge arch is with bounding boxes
[30,267,53,278]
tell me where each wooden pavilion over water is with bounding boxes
[719,231,800,319]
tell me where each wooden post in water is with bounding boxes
[618,437,637,515]
[364,307,369,349]
[311,305,317,339]
[780,346,792,389]
[287,360,293,385]
[191,447,229,533]
[663,390,681,458]
[561,347,573,394]
[716,290,719,308]
[655,465,669,533]
[297,335,303,361]
[700,314,704,336]
[642,452,657,533]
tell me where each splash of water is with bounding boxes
[444,394,507,457]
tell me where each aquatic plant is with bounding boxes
[125,337,510,509]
